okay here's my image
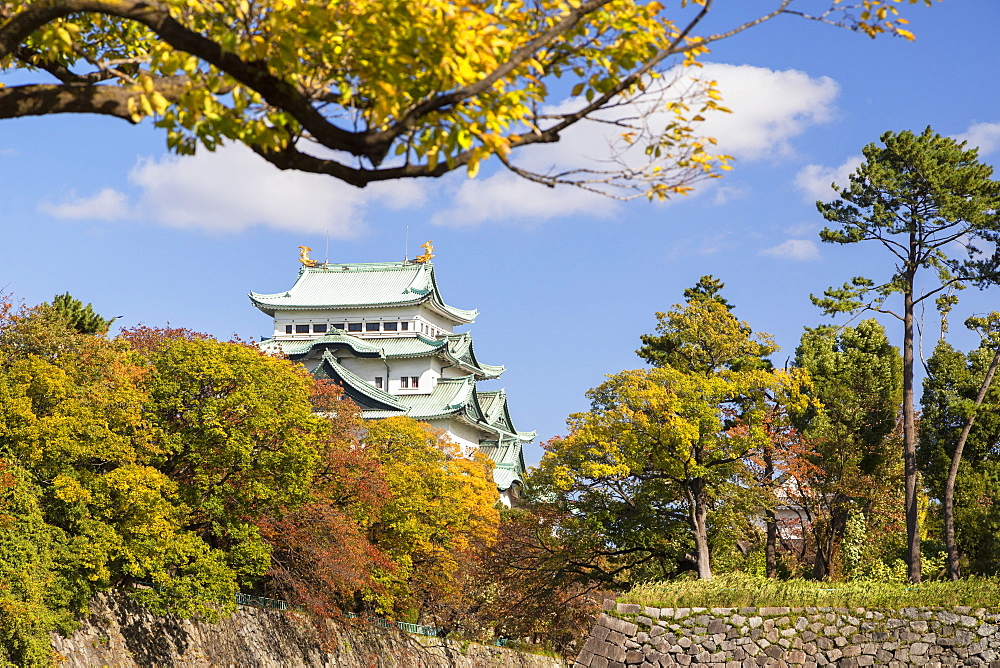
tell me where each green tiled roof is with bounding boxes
[397,376,477,420]
[262,332,384,358]
[249,261,478,324]
[479,438,528,492]
[315,352,407,414]
[264,331,503,379]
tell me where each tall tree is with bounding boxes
[0,0,925,196]
[811,127,1000,582]
[920,315,1000,578]
[793,319,903,579]
[541,298,809,580]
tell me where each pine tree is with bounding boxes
[812,127,1000,582]
[50,293,115,335]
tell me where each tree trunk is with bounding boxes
[765,508,778,579]
[903,264,921,583]
[944,345,1000,579]
[764,449,777,578]
[690,480,713,580]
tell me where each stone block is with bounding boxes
[583,636,605,655]
[625,649,644,664]
[748,617,763,630]
[608,631,625,646]
[592,655,609,668]
[604,643,627,663]
[599,614,639,637]
[785,650,805,664]
[759,607,791,617]
[593,626,610,642]
[840,645,861,658]
[855,656,874,666]
[603,599,617,611]
[644,607,662,619]
[637,617,653,628]
[650,627,664,638]
[708,620,729,635]
[577,650,595,665]
[618,604,643,615]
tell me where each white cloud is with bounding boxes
[40,188,130,220]
[694,64,839,161]
[954,121,1000,157]
[795,155,862,202]
[760,239,820,261]
[40,144,429,236]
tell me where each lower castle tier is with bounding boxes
[250,257,534,506]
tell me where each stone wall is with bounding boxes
[52,595,563,667]
[573,602,1000,667]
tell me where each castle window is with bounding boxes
[285,325,293,334]
[411,376,419,389]
[375,376,383,389]
[366,322,380,332]
[313,324,327,333]
[348,323,362,332]
[400,376,409,389]
[295,324,310,333]
[333,323,345,331]
[383,322,398,331]
[401,322,409,331]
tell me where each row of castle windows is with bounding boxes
[283,321,445,337]
[374,376,420,389]
[285,321,411,334]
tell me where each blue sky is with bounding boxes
[2,1,998,465]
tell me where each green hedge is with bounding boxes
[619,574,1000,611]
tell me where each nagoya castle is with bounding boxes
[250,243,534,506]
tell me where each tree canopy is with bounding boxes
[0,0,928,198]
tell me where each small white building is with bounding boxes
[250,254,534,506]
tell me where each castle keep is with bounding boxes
[250,249,533,505]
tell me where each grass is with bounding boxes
[619,573,1000,612]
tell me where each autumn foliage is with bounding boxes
[0,297,504,666]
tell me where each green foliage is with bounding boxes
[49,293,115,335]
[0,461,75,668]
[790,319,904,580]
[795,319,902,469]
[620,572,1000,611]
